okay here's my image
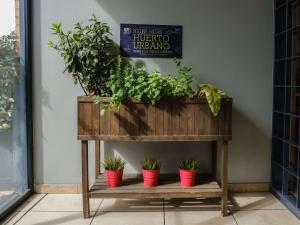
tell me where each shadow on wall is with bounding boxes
[96,0,272,183]
[104,141,212,174]
[103,106,270,182]
[225,106,271,183]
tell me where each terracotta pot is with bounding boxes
[106,169,123,188]
[142,169,160,187]
[179,169,197,187]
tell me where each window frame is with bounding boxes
[0,0,34,221]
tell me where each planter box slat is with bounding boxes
[110,107,120,135]
[147,104,156,136]
[77,134,231,141]
[77,96,232,141]
[92,103,100,135]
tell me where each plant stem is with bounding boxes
[74,73,88,96]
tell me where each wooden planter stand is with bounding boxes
[77,96,232,218]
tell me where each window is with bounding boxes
[0,0,33,220]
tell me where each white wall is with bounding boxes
[32,0,273,184]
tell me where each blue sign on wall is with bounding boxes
[120,24,182,58]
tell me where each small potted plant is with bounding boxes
[141,157,161,188]
[103,156,126,188]
[179,157,198,187]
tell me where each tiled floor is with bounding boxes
[2,192,300,225]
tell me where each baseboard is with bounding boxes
[35,182,270,194]
[34,184,82,194]
[229,183,270,192]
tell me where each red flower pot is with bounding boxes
[106,169,123,188]
[142,169,160,187]
[179,169,197,187]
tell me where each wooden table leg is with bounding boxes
[221,140,229,216]
[81,140,90,218]
[211,141,217,179]
[95,140,100,180]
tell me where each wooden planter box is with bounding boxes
[77,96,232,218]
[78,96,232,141]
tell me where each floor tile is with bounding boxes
[230,192,286,211]
[92,211,164,225]
[2,211,26,225]
[233,210,300,225]
[31,194,101,213]
[165,211,237,225]
[164,197,222,211]
[16,194,46,212]
[99,198,163,212]
[11,211,92,225]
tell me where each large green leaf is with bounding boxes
[197,84,225,116]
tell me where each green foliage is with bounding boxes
[94,57,226,116]
[141,157,162,170]
[49,16,226,116]
[103,155,126,171]
[48,14,117,96]
[94,58,193,108]
[179,157,198,170]
[194,84,225,116]
[0,32,18,131]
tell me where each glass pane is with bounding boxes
[287,173,298,205]
[288,31,292,57]
[273,112,284,138]
[285,115,291,141]
[287,59,292,86]
[288,2,292,29]
[290,116,300,145]
[292,1,300,28]
[274,87,285,112]
[275,34,286,60]
[286,87,291,113]
[274,61,285,86]
[276,0,286,8]
[0,0,29,214]
[292,30,300,57]
[272,163,283,192]
[291,59,300,86]
[290,87,300,115]
[288,145,298,173]
[276,7,287,34]
[272,138,284,165]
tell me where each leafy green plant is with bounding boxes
[0,32,18,131]
[94,57,225,116]
[194,84,226,116]
[179,157,198,170]
[49,16,227,116]
[94,58,194,109]
[94,57,226,116]
[103,155,126,171]
[48,14,117,96]
[141,157,162,170]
